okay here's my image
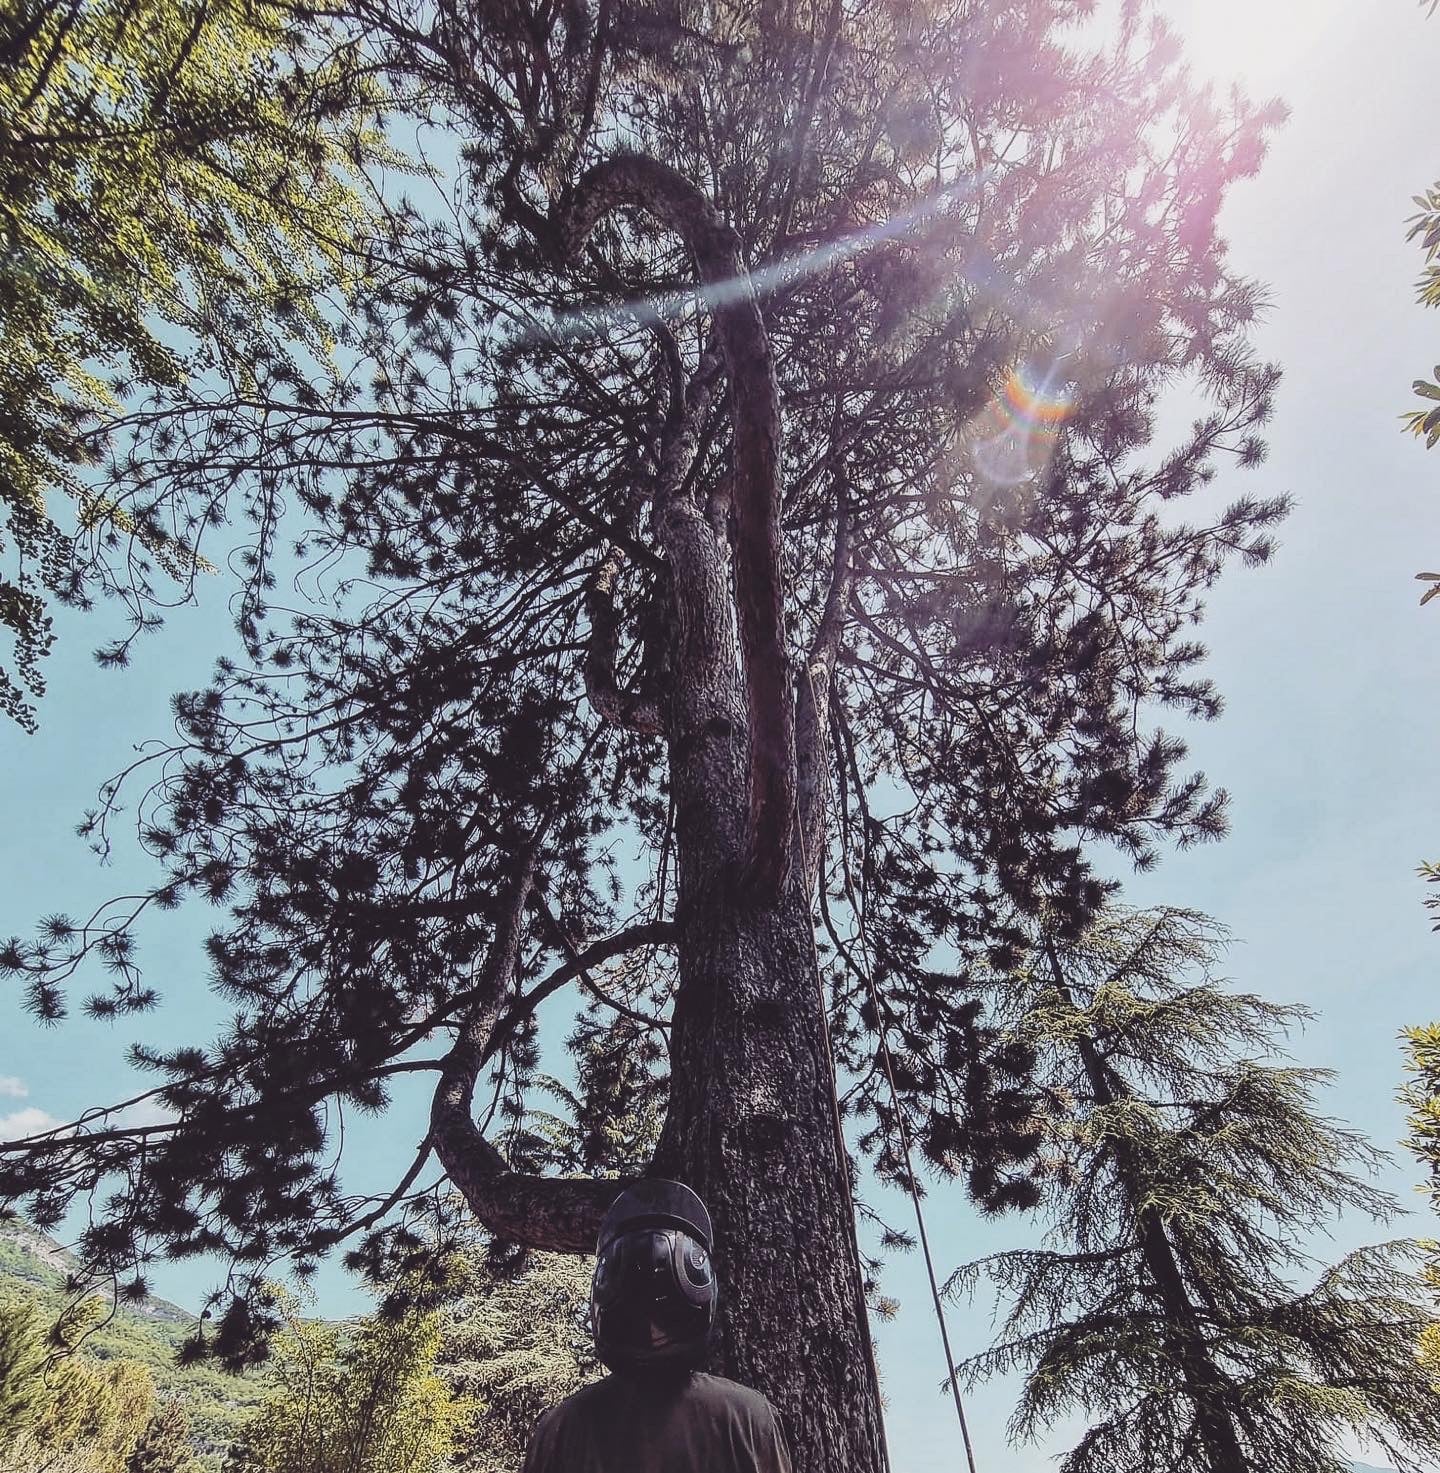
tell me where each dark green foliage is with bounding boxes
[0,1300,45,1445]
[436,1241,598,1472]
[521,1006,668,1179]
[125,1401,197,1473]
[949,906,1440,1473]
[0,0,1289,1365]
[221,1290,468,1473]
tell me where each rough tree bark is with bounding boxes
[429,154,889,1471]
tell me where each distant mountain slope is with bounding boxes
[0,1218,191,1322]
[0,1219,266,1460]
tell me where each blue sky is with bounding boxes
[3,1,1440,1469]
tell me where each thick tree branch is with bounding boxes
[795,452,852,896]
[558,153,795,905]
[430,851,649,1251]
[583,548,663,733]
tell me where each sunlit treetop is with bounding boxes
[0,0,397,728]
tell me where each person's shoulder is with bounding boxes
[540,1374,621,1426]
[688,1372,780,1418]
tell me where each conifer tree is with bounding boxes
[225,1291,470,1473]
[950,906,1440,1473]
[0,1296,158,1473]
[124,1400,197,1473]
[0,1302,44,1447]
[437,1246,597,1473]
[1400,862,1440,1377]
[1,0,1291,1464]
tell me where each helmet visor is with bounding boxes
[592,1228,715,1368]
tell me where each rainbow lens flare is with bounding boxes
[968,360,1074,487]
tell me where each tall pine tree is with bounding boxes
[2,2,1289,1464]
[951,906,1440,1473]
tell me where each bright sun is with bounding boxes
[1164,0,1348,97]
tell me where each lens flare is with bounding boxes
[521,171,995,347]
[967,359,1074,487]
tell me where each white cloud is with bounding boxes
[0,1107,62,1141]
[0,1077,27,1099]
[0,1097,175,1144]
[114,1100,178,1130]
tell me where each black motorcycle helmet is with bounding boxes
[590,1179,717,1373]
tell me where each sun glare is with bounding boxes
[1165,0,1348,96]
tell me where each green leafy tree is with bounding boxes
[951,906,1440,1473]
[227,1292,471,1473]
[0,1295,157,1473]
[0,1224,267,1455]
[0,1302,45,1446]
[124,1400,197,1473]
[35,1358,155,1471]
[0,0,1291,1463]
[437,1246,598,1473]
[0,0,388,728]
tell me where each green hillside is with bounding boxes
[0,1221,266,1462]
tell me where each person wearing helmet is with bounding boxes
[520,1179,794,1473]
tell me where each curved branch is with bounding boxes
[311,1133,436,1253]
[430,852,656,1251]
[583,549,663,733]
[558,153,795,905]
[532,892,671,1036]
[480,917,677,1065]
[579,971,670,1034]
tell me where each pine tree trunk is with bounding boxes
[654,775,889,1473]
[648,495,888,1473]
[436,205,886,1469]
[1072,1015,1247,1468]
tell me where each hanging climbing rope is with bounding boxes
[797,667,981,1473]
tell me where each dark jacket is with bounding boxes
[520,1370,794,1472]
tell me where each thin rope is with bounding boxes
[797,664,981,1473]
[856,957,980,1473]
[800,820,894,1473]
